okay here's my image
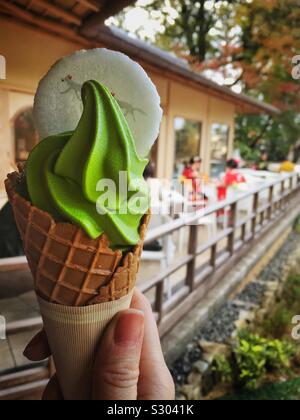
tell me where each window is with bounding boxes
[174,117,202,178]
[14,108,39,163]
[210,123,230,177]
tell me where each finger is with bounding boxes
[43,375,64,401]
[23,329,51,361]
[92,309,144,401]
[131,289,175,400]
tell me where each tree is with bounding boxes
[114,0,300,161]
[111,0,238,61]
[235,112,300,162]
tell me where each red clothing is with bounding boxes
[182,167,194,180]
[182,166,204,204]
[224,170,246,187]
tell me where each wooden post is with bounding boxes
[186,224,198,291]
[155,282,164,324]
[241,223,246,243]
[252,192,259,237]
[280,180,285,210]
[228,202,237,255]
[268,185,274,220]
[289,176,294,202]
[211,243,217,269]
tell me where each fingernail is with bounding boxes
[114,310,144,347]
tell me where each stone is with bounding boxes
[180,384,202,400]
[256,308,268,323]
[193,360,210,374]
[234,318,251,330]
[202,353,214,364]
[293,349,300,367]
[201,367,215,396]
[265,281,279,291]
[187,371,202,386]
[238,309,256,322]
[199,341,231,358]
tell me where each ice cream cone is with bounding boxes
[5,170,150,399]
[5,171,150,306]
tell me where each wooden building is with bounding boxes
[0,0,279,208]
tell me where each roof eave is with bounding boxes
[86,25,280,116]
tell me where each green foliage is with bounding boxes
[212,355,233,384]
[216,272,300,398]
[139,0,238,62]
[258,272,300,341]
[220,377,300,400]
[262,304,294,339]
[213,331,296,391]
[234,141,261,162]
[235,111,300,163]
[282,275,300,310]
[295,217,300,235]
[235,332,295,390]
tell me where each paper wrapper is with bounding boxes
[38,292,133,400]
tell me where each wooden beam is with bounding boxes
[28,0,82,26]
[0,380,48,400]
[6,317,43,335]
[76,0,101,13]
[0,1,91,47]
[81,0,136,37]
[0,256,28,272]
[0,367,49,391]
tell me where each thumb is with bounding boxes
[93,309,144,400]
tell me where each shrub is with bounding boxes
[294,216,300,234]
[212,355,233,384]
[213,331,296,391]
[282,275,300,310]
[262,304,294,339]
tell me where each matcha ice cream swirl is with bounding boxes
[26,80,150,247]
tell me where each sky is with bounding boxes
[106,0,177,42]
[106,0,242,92]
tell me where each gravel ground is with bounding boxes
[236,282,266,305]
[260,232,300,283]
[198,302,240,343]
[170,340,203,386]
[170,302,240,385]
[169,231,300,387]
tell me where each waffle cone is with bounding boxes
[5,169,150,399]
[5,171,150,307]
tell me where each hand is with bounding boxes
[24,289,175,400]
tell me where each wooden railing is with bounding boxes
[140,172,300,336]
[0,172,300,398]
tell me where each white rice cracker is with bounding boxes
[34,48,163,158]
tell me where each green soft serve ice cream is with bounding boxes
[26,80,150,247]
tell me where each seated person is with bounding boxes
[223,159,246,187]
[143,163,163,252]
[182,157,209,204]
